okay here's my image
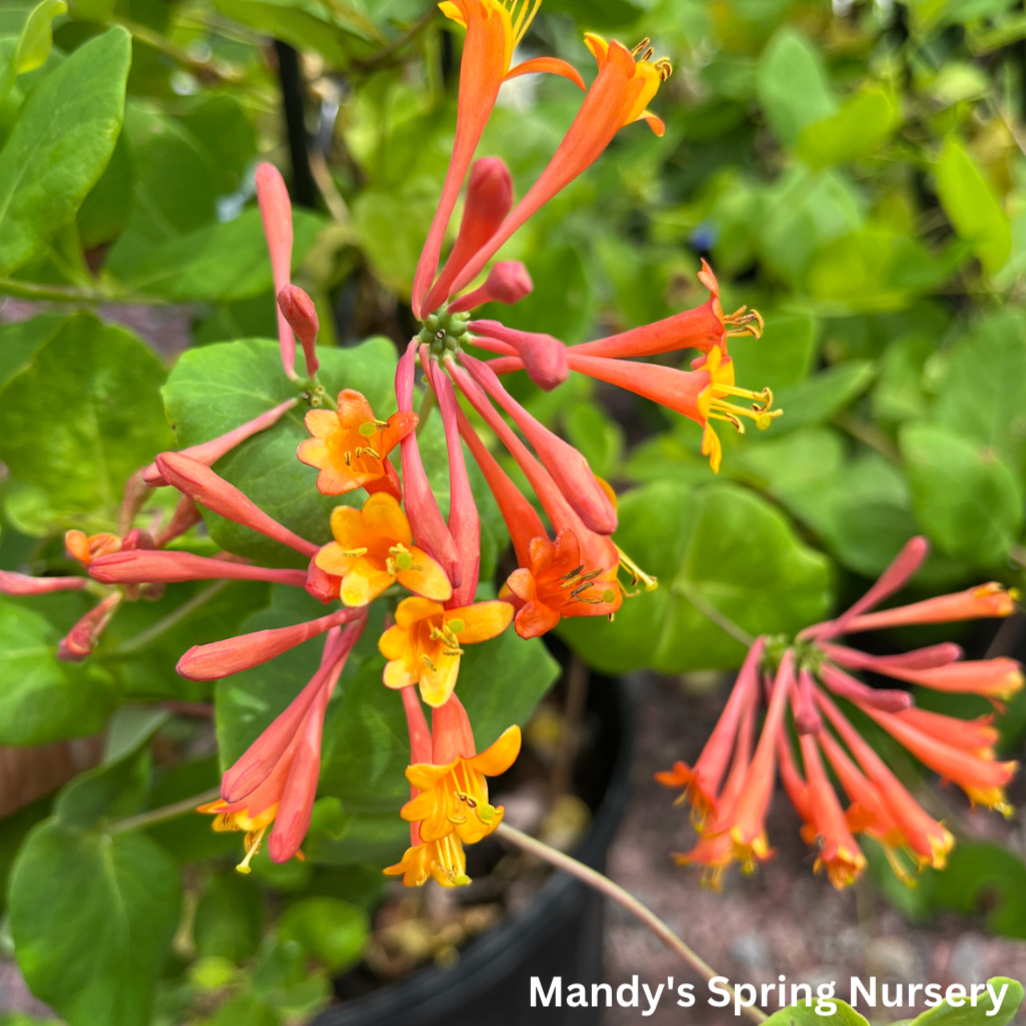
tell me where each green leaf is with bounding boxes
[115,207,324,302]
[728,310,818,396]
[796,85,901,170]
[0,599,119,745]
[194,872,264,963]
[0,313,173,525]
[76,129,134,249]
[927,843,1026,940]
[489,243,595,345]
[559,482,832,673]
[0,312,62,390]
[277,897,368,971]
[103,103,220,275]
[900,421,1023,566]
[162,337,396,564]
[14,0,66,74]
[763,1000,870,1026]
[9,820,181,1026]
[900,978,1023,1026]
[0,26,130,274]
[807,229,958,310]
[756,28,836,147]
[930,309,1026,477]
[733,428,921,578]
[54,750,151,829]
[352,186,436,295]
[564,401,625,481]
[772,361,875,433]
[176,94,257,195]
[935,136,1011,275]
[212,0,379,68]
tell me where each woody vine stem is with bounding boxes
[495,822,768,1023]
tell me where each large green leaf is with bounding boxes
[763,1000,869,1026]
[114,207,324,302]
[756,28,836,147]
[0,312,62,390]
[796,85,901,170]
[935,136,1011,275]
[733,428,922,578]
[0,313,173,527]
[930,309,1026,477]
[162,336,397,565]
[12,0,66,76]
[0,598,119,745]
[9,820,180,1026]
[900,420,1023,567]
[103,103,219,276]
[0,26,130,274]
[559,482,833,673]
[211,0,379,68]
[894,978,1023,1026]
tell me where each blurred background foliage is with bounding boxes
[3,0,1026,1021]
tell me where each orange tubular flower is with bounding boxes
[412,0,584,317]
[379,595,513,706]
[816,726,914,885]
[897,707,999,756]
[671,698,756,891]
[569,262,763,360]
[298,389,417,498]
[656,637,765,828]
[314,492,452,607]
[727,650,795,870]
[451,372,631,637]
[402,694,520,844]
[199,622,361,871]
[385,831,472,888]
[841,582,1018,633]
[826,645,1024,703]
[385,683,475,888]
[816,687,954,870]
[504,529,620,638]
[858,705,1017,816]
[566,346,781,474]
[797,732,867,890]
[449,34,671,297]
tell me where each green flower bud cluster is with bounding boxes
[416,308,470,358]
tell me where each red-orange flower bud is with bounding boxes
[277,284,320,378]
[255,162,296,378]
[156,452,318,558]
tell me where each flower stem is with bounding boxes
[494,822,768,1024]
[108,787,222,835]
[109,581,230,656]
[676,581,755,647]
[416,383,437,436]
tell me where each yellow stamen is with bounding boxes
[236,823,269,875]
[724,306,764,338]
[708,398,783,432]
[505,0,542,47]
[615,544,658,592]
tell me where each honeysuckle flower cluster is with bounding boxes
[6,0,788,885]
[657,537,1021,892]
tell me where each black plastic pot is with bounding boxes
[312,671,633,1026]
